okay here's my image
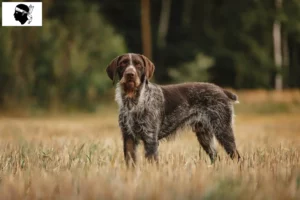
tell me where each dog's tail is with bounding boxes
[223,89,239,103]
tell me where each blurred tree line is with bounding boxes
[0,0,300,111]
[0,0,126,111]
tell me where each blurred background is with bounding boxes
[0,0,300,114]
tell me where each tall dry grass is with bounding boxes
[0,90,299,200]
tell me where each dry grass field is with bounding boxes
[0,90,300,200]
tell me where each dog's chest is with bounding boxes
[120,109,147,137]
[117,83,164,137]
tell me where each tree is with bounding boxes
[273,0,283,90]
[141,0,152,60]
[0,0,127,110]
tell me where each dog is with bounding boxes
[106,53,240,166]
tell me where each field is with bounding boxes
[0,90,300,200]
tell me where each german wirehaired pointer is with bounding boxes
[106,53,240,166]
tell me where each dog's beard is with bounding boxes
[120,77,141,98]
[125,81,135,90]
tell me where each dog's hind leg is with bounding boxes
[193,122,217,164]
[214,125,241,161]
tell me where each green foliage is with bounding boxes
[0,0,126,111]
[100,0,300,88]
[1,0,300,111]
[168,53,214,83]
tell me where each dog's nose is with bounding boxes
[125,72,135,78]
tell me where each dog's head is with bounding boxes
[106,53,155,97]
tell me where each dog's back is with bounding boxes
[159,82,237,139]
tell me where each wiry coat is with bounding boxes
[107,53,240,166]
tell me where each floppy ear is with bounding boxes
[139,54,155,80]
[106,56,120,83]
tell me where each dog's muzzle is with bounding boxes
[124,66,136,82]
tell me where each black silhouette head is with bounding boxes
[14,4,29,25]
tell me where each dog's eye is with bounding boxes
[120,60,128,66]
[134,61,141,67]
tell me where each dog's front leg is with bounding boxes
[123,135,138,168]
[142,134,159,164]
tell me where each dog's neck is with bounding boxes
[115,80,148,110]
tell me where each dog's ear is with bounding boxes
[139,54,155,80]
[106,56,121,83]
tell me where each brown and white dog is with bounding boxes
[106,53,240,166]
